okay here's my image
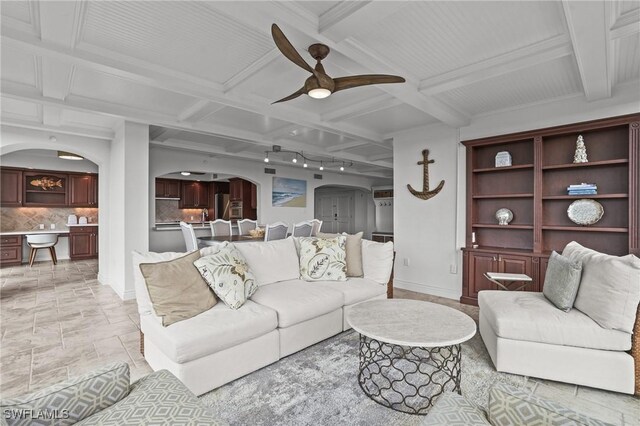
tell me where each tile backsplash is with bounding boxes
[155,199,204,223]
[0,207,98,232]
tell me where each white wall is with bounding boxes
[0,150,98,173]
[392,90,640,300]
[148,147,389,251]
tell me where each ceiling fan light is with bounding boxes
[308,88,331,99]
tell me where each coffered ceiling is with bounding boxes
[1,1,639,179]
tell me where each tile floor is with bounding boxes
[0,260,637,424]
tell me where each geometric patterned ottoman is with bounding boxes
[75,369,225,425]
[422,392,491,426]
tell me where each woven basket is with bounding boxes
[633,305,640,396]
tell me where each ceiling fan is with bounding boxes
[271,24,406,104]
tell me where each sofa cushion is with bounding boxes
[478,291,631,351]
[1,362,130,426]
[250,280,343,328]
[299,236,347,281]
[235,237,299,286]
[423,391,490,426]
[132,246,224,317]
[317,232,364,277]
[139,251,217,326]
[563,241,640,334]
[361,239,394,284]
[75,369,223,425]
[488,383,611,426]
[140,300,277,363]
[313,277,386,305]
[542,251,582,312]
[195,242,257,310]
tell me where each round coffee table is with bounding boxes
[347,299,476,415]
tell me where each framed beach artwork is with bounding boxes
[272,177,307,207]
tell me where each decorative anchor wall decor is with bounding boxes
[407,149,445,200]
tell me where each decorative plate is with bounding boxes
[567,199,604,225]
[495,208,513,225]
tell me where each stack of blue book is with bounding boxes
[567,183,597,195]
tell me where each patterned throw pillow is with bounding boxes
[298,236,347,281]
[194,242,257,309]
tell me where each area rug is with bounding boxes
[199,330,526,425]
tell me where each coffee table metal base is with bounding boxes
[357,334,462,415]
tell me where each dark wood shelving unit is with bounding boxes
[461,114,639,306]
[473,224,534,230]
[473,164,534,173]
[472,194,534,199]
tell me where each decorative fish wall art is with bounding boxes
[30,177,63,191]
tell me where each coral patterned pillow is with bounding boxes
[193,242,257,309]
[298,236,347,282]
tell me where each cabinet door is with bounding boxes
[166,180,180,198]
[179,182,197,208]
[250,183,257,209]
[69,175,95,206]
[70,233,92,258]
[468,252,498,298]
[229,180,241,200]
[155,180,166,197]
[90,232,99,256]
[1,169,23,206]
[196,183,209,208]
[498,254,533,290]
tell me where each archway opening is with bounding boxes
[314,184,375,236]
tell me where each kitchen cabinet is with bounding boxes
[179,181,209,208]
[23,171,68,206]
[69,174,98,207]
[227,178,256,219]
[155,179,181,198]
[462,249,534,304]
[250,182,257,209]
[0,235,23,267]
[69,226,98,259]
[1,169,22,206]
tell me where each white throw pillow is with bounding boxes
[361,239,394,284]
[193,242,257,310]
[299,236,347,281]
[235,237,299,286]
[563,241,640,333]
[132,246,222,317]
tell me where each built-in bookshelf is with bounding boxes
[461,114,639,305]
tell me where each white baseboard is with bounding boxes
[393,279,461,301]
[97,272,106,285]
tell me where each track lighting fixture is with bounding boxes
[262,145,352,171]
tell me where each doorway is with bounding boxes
[314,186,374,236]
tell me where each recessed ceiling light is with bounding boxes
[181,171,191,176]
[58,151,83,160]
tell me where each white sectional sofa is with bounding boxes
[132,237,394,396]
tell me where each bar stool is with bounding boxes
[26,234,58,267]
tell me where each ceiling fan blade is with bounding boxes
[333,75,406,93]
[272,86,306,104]
[271,24,315,75]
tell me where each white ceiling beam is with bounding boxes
[225,142,251,154]
[1,117,114,140]
[321,94,401,122]
[209,2,469,127]
[2,81,390,169]
[223,49,281,93]
[326,140,370,152]
[178,100,226,123]
[151,128,182,142]
[562,1,612,101]
[264,123,300,139]
[367,152,393,161]
[1,28,385,145]
[154,139,390,179]
[41,106,62,126]
[319,1,402,43]
[419,35,574,96]
[610,7,640,40]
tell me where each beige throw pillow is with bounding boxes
[317,232,364,277]
[139,251,217,326]
[563,241,640,333]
